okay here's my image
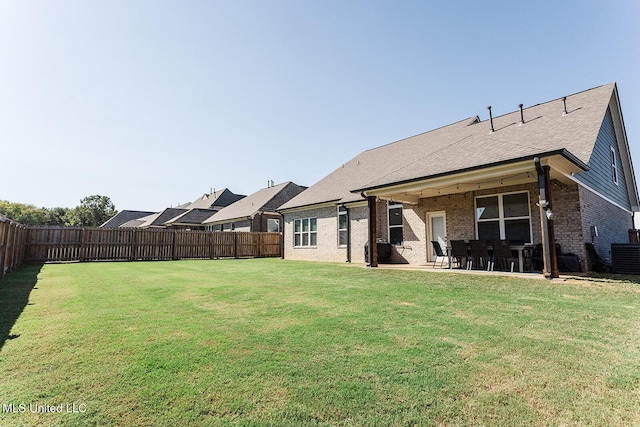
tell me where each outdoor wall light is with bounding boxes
[545,209,555,220]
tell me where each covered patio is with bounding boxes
[357,152,588,278]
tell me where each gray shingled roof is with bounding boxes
[187,189,245,209]
[203,182,293,224]
[279,83,616,210]
[127,213,160,228]
[142,208,188,227]
[101,210,156,228]
[165,208,218,225]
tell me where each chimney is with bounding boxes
[519,104,524,124]
[488,106,495,132]
[562,97,568,116]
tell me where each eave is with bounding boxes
[353,150,588,204]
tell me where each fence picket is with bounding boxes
[19,227,281,263]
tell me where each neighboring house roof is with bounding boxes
[138,208,188,228]
[101,210,156,228]
[204,182,306,224]
[187,188,245,209]
[119,213,157,228]
[280,82,637,210]
[164,208,218,226]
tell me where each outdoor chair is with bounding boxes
[531,243,544,271]
[492,239,515,272]
[450,240,470,269]
[431,241,448,268]
[469,240,491,271]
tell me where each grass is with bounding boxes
[1,259,639,426]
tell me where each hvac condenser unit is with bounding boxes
[611,244,640,274]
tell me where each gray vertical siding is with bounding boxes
[573,108,631,210]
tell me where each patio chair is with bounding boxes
[469,240,492,271]
[492,239,515,272]
[431,241,448,268]
[531,243,544,271]
[450,240,470,269]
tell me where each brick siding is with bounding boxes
[282,182,633,272]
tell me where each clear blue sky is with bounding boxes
[1,1,639,212]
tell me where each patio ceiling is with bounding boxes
[360,152,585,204]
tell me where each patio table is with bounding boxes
[447,243,532,273]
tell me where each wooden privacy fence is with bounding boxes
[0,216,27,277]
[23,227,282,262]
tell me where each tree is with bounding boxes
[66,195,118,227]
[0,200,48,225]
[44,207,70,226]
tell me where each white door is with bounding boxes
[427,212,447,262]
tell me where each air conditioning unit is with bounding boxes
[611,244,640,274]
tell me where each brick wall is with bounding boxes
[284,205,370,263]
[578,185,634,268]
[221,219,251,232]
[548,182,584,264]
[282,181,632,271]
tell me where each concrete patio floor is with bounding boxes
[353,262,573,281]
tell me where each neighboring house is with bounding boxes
[119,213,158,228]
[137,208,189,229]
[203,182,306,232]
[100,210,156,228]
[104,188,246,230]
[278,82,639,273]
[186,188,246,210]
[164,208,222,230]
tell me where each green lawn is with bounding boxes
[1,259,639,426]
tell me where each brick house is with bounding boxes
[104,188,246,230]
[203,182,306,232]
[278,83,639,274]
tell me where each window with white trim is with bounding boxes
[388,203,403,245]
[610,146,619,185]
[475,192,532,244]
[337,207,348,246]
[294,218,317,247]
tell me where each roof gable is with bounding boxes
[165,208,218,225]
[280,83,619,210]
[204,182,303,224]
[100,210,156,228]
[187,189,245,209]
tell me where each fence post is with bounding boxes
[79,228,86,262]
[5,221,15,273]
[234,232,238,259]
[172,230,178,260]
[256,233,261,258]
[0,220,7,277]
[129,229,135,261]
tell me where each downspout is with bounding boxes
[363,193,378,267]
[280,213,285,259]
[534,158,559,278]
[344,205,351,263]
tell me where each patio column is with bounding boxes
[535,159,559,278]
[367,195,378,267]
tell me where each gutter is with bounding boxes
[352,149,589,195]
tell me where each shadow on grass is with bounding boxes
[0,263,43,352]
